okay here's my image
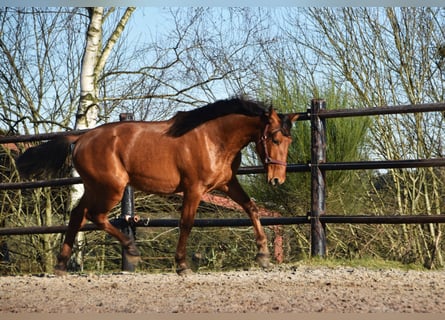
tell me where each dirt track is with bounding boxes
[1,265,445,313]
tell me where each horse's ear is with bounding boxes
[287,113,299,123]
[265,107,281,125]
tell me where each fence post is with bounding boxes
[119,113,137,272]
[1,241,10,263]
[310,99,327,257]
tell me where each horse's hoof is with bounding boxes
[255,253,271,269]
[176,266,193,276]
[54,266,67,277]
[124,242,141,266]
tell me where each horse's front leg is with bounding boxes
[175,190,202,276]
[222,177,271,269]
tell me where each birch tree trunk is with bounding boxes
[76,7,103,131]
[70,7,135,271]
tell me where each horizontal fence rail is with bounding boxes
[3,158,445,190]
[2,215,445,236]
[317,102,445,119]
[0,129,87,143]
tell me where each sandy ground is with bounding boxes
[1,265,445,313]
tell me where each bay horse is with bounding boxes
[16,97,299,275]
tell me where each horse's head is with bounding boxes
[256,108,299,186]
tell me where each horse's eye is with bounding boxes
[272,138,280,145]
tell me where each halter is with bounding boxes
[259,124,288,167]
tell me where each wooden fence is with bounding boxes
[2,99,445,269]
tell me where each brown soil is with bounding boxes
[1,265,445,313]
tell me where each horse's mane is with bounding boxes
[166,97,270,137]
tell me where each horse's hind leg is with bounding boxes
[89,213,140,265]
[55,197,88,275]
[222,177,271,269]
[81,186,141,266]
[54,193,140,275]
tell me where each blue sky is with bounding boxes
[6,1,444,6]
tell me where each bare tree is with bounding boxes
[284,7,445,267]
[92,7,280,122]
[0,7,85,135]
[75,7,135,130]
[64,7,135,271]
[0,8,88,272]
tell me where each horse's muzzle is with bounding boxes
[268,177,284,186]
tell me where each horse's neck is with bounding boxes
[212,115,262,151]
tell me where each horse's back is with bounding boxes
[72,121,184,194]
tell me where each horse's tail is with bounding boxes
[15,135,80,179]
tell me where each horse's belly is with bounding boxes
[129,171,182,194]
